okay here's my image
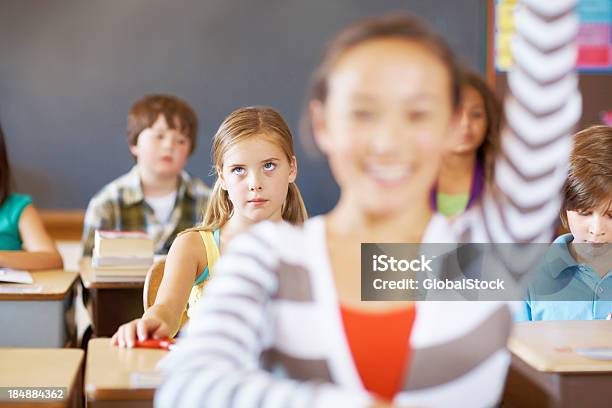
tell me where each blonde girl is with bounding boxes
[112,106,307,346]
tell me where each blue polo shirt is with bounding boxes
[515,234,612,321]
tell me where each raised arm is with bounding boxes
[476,0,581,243]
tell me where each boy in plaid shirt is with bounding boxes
[82,95,210,256]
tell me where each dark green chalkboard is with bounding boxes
[0,0,488,215]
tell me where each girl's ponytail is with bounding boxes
[201,179,233,230]
[282,182,308,225]
[180,179,232,236]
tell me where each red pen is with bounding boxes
[133,338,175,350]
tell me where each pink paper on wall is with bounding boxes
[601,110,612,126]
[577,24,612,69]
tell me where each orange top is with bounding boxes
[340,305,416,402]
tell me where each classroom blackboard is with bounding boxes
[0,0,488,215]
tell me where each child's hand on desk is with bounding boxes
[111,316,171,348]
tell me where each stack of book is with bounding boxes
[92,230,154,282]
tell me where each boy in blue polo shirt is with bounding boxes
[517,125,612,321]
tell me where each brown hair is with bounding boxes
[560,125,612,228]
[463,70,503,185]
[127,94,198,155]
[184,107,307,234]
[0,122,13,205]
[302,13,463,147]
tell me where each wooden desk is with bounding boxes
[0,270,78,347]
[85,338,167,408]
[40,209,84,241]
[503,321,612,408]
[0,348,83,408]
[80,258,144,337]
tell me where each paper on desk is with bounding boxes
[0,284,42,294]
[0,268,33,284]
[130,371,164,388]
[575,348,612,361]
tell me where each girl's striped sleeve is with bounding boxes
[154,225,373,408]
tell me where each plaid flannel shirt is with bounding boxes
[82,165,210,256]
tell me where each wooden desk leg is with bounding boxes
[559,373,612,408]
[503,354,612,408]
[502,353,561,408]
[88,288,144,337]
[65,285,78,347]
[71,357,84,408]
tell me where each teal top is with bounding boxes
[515,233,612,321]
[193,228,220,286]
[0,194,33,250]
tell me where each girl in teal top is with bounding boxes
[0,122,63,270]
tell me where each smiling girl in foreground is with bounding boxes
[157,3,581,407]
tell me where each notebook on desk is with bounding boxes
[0,284,43,294]
[0,268,33,284]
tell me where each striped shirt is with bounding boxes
[156,1,581,407]
[157,218,513,407]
